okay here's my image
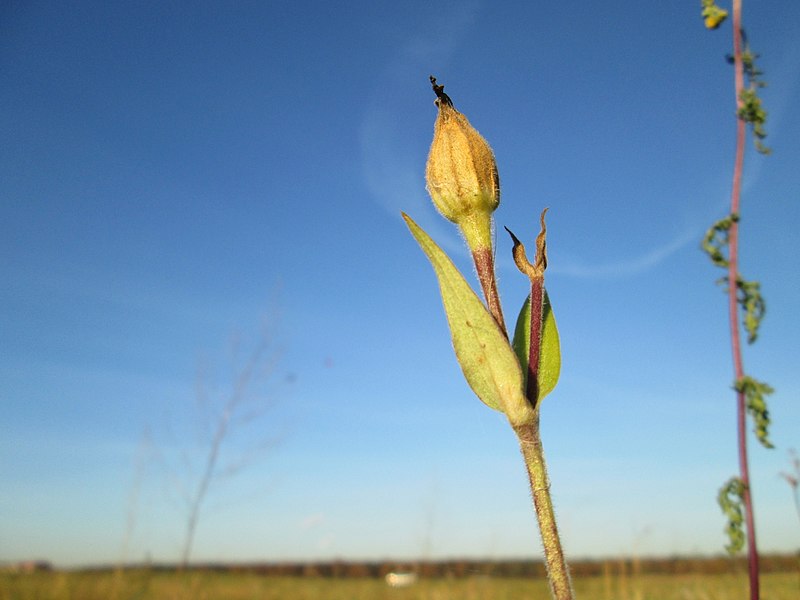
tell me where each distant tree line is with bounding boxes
[98,554,799,579]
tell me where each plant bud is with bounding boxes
[425,79,499,251]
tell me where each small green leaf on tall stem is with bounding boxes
[702,213,738,268]
[734,277,765,344]
[736,376,774,448]
[718,476,746,554]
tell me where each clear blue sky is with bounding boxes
[2,1,799,568]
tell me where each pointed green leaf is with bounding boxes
[403,213,532,424]
[512,292,561,402]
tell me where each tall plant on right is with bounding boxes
[700,2,774,599]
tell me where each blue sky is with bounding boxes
[2,1,799,567]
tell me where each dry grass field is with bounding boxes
[1,569,798,600]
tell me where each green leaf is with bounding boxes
[735,375,775,449]
[512,292,561,403]
[702,214,737,269]
[403,213,533,425]
[735,277,765,344]
[718,476,745,555]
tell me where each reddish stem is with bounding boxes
[472,247,507,338]
[526,277,544,407]
[729,3,760,598]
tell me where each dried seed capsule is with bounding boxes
[425,76,499,252]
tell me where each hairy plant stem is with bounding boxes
[472,247,507,338]
[526,278,545,405]
[729,2,760,598]
[518,247,572,599]
[514,419,573,600]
